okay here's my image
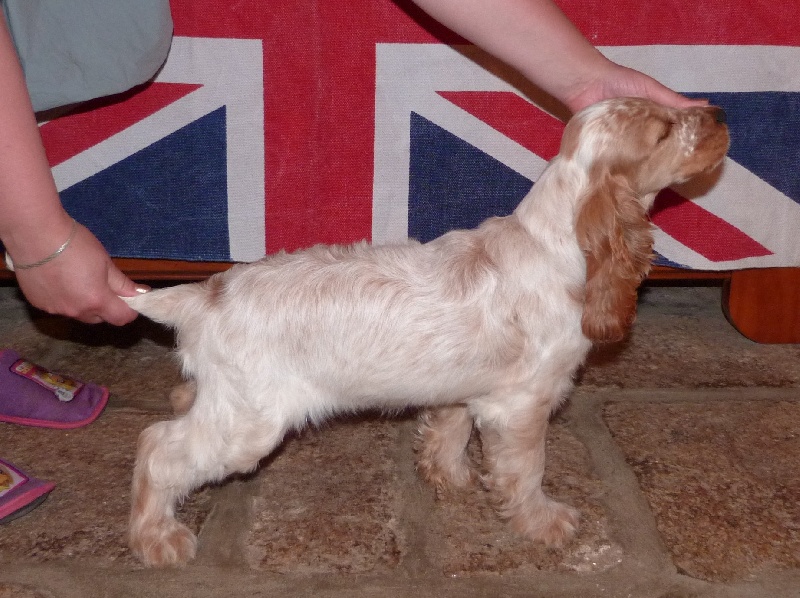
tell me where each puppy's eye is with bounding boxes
[657,122,675,143]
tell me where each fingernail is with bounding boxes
[135,286,150,294]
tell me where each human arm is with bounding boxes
[0,12,144,325]
[409,0,702,113]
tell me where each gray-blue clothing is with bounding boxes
[2,0,172,112]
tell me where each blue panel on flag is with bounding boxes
[61,107,231,261]
[688,91,800,205]
[408,112,533,243]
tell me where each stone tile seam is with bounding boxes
[562,395,676,574]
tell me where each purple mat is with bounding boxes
[0,349,108,429]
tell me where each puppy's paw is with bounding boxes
[130,519,197,567]
[510,499,579,548]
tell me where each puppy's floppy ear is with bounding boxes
[575,173,654,343]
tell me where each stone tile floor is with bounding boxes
[0,282,798,597]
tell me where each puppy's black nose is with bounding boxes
[714,107,727,124]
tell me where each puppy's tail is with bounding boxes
[122,284,207,328]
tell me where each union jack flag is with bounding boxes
[40,0,800,270]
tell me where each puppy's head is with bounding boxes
[565,97,730,202]
[567,98,730,342]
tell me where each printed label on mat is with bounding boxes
[10,359,83,402]
[0,460,27,498]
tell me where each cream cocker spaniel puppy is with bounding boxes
[124,97,729,567]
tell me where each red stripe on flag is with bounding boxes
[651,189,773,262]
[556,0,800,45]
[437,91,565,160]
[259,3,450,253]
[40,82,201,167]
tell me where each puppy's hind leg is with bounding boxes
[129,409,286,567]
[478,398,579,547]
[416,405,476,495]
[129,417,203,567]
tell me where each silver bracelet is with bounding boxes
[4,218,79,272]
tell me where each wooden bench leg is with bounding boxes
[723,267,800,343]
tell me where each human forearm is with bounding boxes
[409,0,607,106]
[410,0,701,113]
[0,11,74,264]
[1,12,142,324]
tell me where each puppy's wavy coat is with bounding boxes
[124,98,729,567]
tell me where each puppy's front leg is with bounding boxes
[479,399,578,547]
